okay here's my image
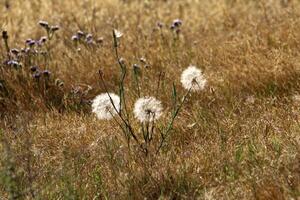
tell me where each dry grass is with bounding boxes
[0,0,300,199]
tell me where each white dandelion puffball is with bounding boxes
[134,97,163,122]
[181,65,207,92]
[92,93,120,120]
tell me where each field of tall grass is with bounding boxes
[0,0,299,199]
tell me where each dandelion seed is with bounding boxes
[181,65,206,92]
[92,93,120,120]
[113,29,123,38]
[133,97,163,122]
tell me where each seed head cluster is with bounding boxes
[92,93,120,120]
[181,65,206,92]
[133,96,163,123]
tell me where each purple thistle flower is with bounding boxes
[30,66,38,72]
[77,30,85,38]
[43,70,51,77]
[7,60,19,66]
[26,39,36,47]
[7,60,22,68]
[10,48,20,55]
[25,38,33,44]
[86,33,92,40]
[33,71,41,79]
[140,57,147,64]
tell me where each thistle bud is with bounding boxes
[38,20,49,29]
[96,37,104,44]
[50,25,60,32]
[72,35,79,41]
[55,78,64,87]
[39,36,47,44]
[2,31,8,40]
[119,57,126,65]
[157,22,164,29]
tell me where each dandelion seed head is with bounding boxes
[134,97,163,122]
[181,65,206,92]
[92,93,120,120]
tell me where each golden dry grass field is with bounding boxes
[0,0,300,199]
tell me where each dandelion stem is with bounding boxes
[98,72,140,146]
[156,88,191,154]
